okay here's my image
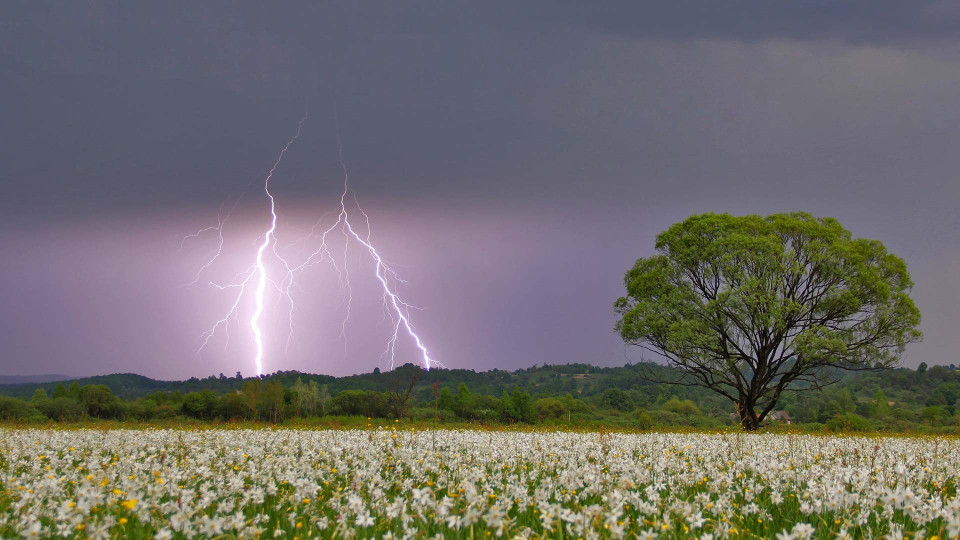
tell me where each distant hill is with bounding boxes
[0,363,955,426]
[0,364,694,403]
[0,374,73,385]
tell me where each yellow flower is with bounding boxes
[120,499,138,510]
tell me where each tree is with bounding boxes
[260,380,285,423]
[242,379,261,410]
[218,392,254,420]
[385,365,421,419]
[30,389,48,405]
[37,397,83,421]
[181,392,207,419]
[317,384,331,416]
[291,377,319,417]
[453,383,475,418]
[615,212,922,430]
[870,389,891,418]
[498,388,535,423]
[598,388,633,411]
[437,387,454,412]
[78,385,118,418]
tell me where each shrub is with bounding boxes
[218,392,255,420]
[330,390,389,418]
[662,398,700,416]
[36,398,83,422]
[826,413,874,433]
[598,388,633,412]
[891,408,915,422]
[0,396,45,422]
[635,409,653,430]
[534,397,566,419]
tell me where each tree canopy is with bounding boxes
[615,212,922,430]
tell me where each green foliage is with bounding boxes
[870,390,892,418]
[920,405,951,425]
[217,392,254,420]
[78,384,118,418]
[437,387,454,411]
[36,397,83,421]
[331,390,387,418]
[259,380,285,423]
[533,397,566,419]
[0,358,959,432]
[662,398,700,416]
[635,409,653,430]
[498,389,535,423]
[615,212,922,430]
[598,388,633,411]
[0,396,44,421]
[452,383,474,418]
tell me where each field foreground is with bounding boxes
[1,429,959,539]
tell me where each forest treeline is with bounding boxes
[0,362,958,432]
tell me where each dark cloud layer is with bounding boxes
[1,2,959,377]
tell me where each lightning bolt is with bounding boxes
[187,113,306,376]
[249,114,307,376]
[184,106,439,375]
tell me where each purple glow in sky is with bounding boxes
[2,2,960,378]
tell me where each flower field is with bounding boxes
[1,428,958,539]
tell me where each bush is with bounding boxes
[217,392,255,420]
[921,406,949,424]
[598,388,633,412]
[497,389,535,423]
[891,408,915,422]
[826,413,874,433]
[635,409,653,430]
[534,397,566,419]
[331,390,389,418]
[78,385,121,418]
[126,399,159,421]
[0,396,45,422]
[36,397,83,421]
[662,398,700,416]
[648,410,685,426]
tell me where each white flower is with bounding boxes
[792,522,815,539]
[356,511,374,527]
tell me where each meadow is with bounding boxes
[1,427,958,539]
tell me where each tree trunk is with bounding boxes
[737,400,762,431]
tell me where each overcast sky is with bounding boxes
[2,1,959,379]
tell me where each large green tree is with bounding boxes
[615,212,922,430]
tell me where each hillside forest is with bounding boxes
[0,362,958,433]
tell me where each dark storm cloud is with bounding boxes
[4,1,960,222]
[1,2,959,376]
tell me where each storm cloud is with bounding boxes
[1,2,958,378]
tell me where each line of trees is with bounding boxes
[0,361,958,432]
[0,375,593,426]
